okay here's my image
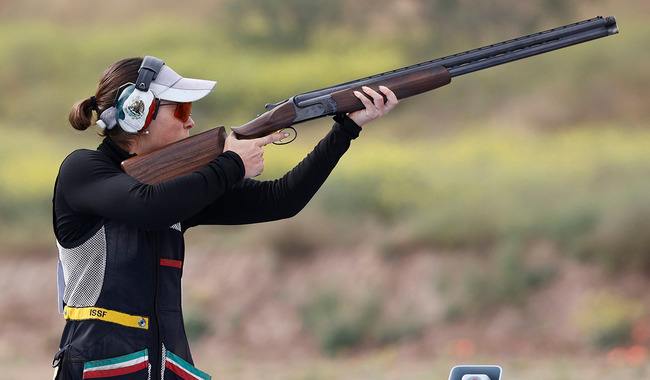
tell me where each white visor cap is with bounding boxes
[149,65,217,102]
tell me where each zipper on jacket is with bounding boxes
[149,230,164,380]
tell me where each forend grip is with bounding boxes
[331,65,451,113]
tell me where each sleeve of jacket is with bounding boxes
[184,115,362,228]
[57,150,246,231]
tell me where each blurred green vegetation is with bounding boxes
[1,0,650,368]
[301,288,424,355]
[1,0,648,252]
[264,127,650,268]
[574,291,645,348]
[0,0,648,314]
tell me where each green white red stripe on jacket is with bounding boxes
[165,350,211,380]
[82,349,149,379]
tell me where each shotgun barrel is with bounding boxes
[291,16,618,105]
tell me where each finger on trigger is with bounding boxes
[264,131,289,145]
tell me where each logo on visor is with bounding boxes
[125,98,146,120]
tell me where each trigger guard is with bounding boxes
[273,127,297,145]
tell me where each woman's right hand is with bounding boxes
[224,131,289,178]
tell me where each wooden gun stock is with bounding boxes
[120,126,227,185]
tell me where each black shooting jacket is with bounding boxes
[52,116,361,379]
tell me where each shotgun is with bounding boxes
[122,16,618,184]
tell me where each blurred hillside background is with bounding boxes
[1,0,649,378]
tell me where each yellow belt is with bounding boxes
[64,306,149,330]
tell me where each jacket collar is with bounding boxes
[97,137,136,166]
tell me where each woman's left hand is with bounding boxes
[348,85,400,127]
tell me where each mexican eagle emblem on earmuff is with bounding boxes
[115,84,157,134]
[126,97,146,120]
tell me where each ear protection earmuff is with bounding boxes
[115,56,165,134]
